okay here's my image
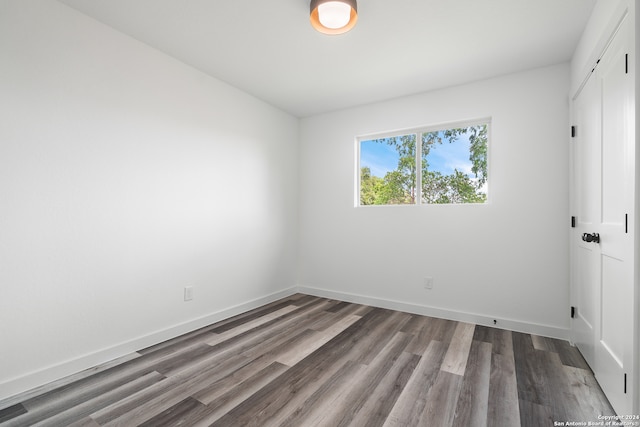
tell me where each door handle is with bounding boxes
[582,232,600,243]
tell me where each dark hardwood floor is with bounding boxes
[0,294,615,426]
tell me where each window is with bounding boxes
[358,120,489,205]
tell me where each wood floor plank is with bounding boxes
[288,294,324,306]
[13,328,223,423]
[431,318,459,343]
[472,324,494,344]
[67,417,102,427]
[309,303,363,331]
[563,365,616,421]
[206,305,299,346]
[296,328,412,425]
[190,361,290,426]
[276,314,362,366]
[452,340,492,427]
[205,295,320,334]
[351,304,374,317]
[518,399,553,427]
[199,300,294,334]
[418,370,464,427]
[553,339,592,370]
[531,334,556,352]
[490,327,514,356]
[408,317,458,356]
[94,354,251,426]
[12,361,161,426]
[305,310,339,332]
[140,329,215,359]
[207,303,331,361]
[277,360,368,427]
[192,300,334,372]
[513,331,549,406]
[404,315,438,355]
[325,301,351,313]
[88,373,189,425]
[24,372,165,427]
[192,357,286,405]
[346,351,420,427]
[208,298,334,356]
[137,397,208,427]
[313,332,414,427]
[152,343,221,376]
[0,296,616,427]
[211,310,406,426]
[441,322,475,376]
[0,352,142,413]
[383,340,448,427]
[399,313,429,335]
[0,404,26,424]
[240,325,319,362]
[530,334,592,370]
[351,310,412,366]
[541,350,578,422]
[487,330,521,427]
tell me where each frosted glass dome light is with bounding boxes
[310,0,358,35]
[318,2,352,29]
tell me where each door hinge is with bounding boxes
[624,373,627,393]
[625,54,628,74]
[625,214,628,233]
[571,306,576,319]
[571,126,576,138]
[571,216,576,228]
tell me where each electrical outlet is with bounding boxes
[184,286,194,301]
[424,277,434,290]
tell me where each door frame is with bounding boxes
[569,1,638,414]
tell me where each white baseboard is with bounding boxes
[0,287,298,406]
[296,285,570,341]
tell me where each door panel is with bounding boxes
[601,254,625,365]
[593,17,633,414]
[574,245,596,364]
[601,67,626,225]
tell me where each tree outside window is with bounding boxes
[359,122,488,205]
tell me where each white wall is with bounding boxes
[299,64,571,337]
[0,1,298,400]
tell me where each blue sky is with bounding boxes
[360,131,473,178]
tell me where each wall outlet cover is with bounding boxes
[184,286,194,301]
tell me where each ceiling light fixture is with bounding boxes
[310,0,358,35]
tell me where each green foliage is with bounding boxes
[422,170,487,204]
[360,167,387,205]
[468,125,488,187]
[360,124,488,205]
[360,134,417,205]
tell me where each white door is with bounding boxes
[570,16,634,415]
[571,65,599,369]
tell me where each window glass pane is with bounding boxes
[421,124,488,204]
[357,122,488,206]
[360,134,417,205]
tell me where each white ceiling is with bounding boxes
[57,0,596,117]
